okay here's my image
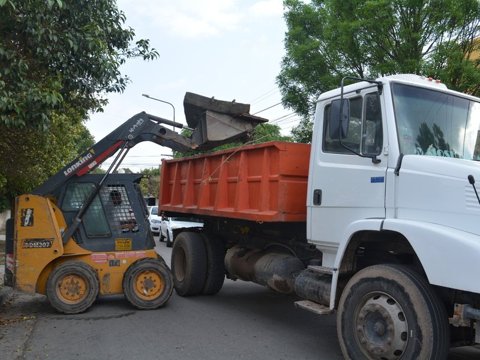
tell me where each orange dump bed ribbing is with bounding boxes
[159,141,310,222]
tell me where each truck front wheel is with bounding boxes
[337,264,449,360]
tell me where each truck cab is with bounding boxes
[308,74,480,294]
[308,74,480,357]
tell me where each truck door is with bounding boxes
[308,91,387,265]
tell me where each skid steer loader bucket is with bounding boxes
[184,92,268,150]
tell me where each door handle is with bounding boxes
[313,189,322,206]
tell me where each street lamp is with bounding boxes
[142,94,176,129]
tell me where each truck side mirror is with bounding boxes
[329,99,350,139]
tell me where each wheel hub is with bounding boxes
[57,274,87,304]
[356,293,408,359]
[134,270,165,300]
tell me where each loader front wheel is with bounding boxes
[123,258,173,310]
[47,262,99,314]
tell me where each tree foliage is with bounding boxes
[0,110,94,210]
[0,0,158,128]
[139,167,161,198]
[290,117,314,143]
[0,0,159,211]
[279,0,480,141]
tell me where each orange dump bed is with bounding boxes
[159,141,310,222]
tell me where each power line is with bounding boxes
[253,102,283,115]
[249,88,279,105]
[271,111,297,122]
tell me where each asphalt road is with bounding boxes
[1,239,480,359]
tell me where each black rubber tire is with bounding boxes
[337,264,449,360]
[46,261,99,314]
[123,258,173,310]
[171,232,207,296]
[201,234,225,295]
[166,231,173,248]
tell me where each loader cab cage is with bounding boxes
[58,174,152,252]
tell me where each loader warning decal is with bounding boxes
[115,238,132,251]
[22,238,53,248]
[91,253,108,264]
[21,208,34,227]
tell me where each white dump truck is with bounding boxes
[159,74,480,359]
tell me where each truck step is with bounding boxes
[307,265,336,275]
[294,300,333,315]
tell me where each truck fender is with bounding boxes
[328,219,384,309]
[382,218,480,294]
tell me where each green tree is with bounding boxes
[0,0,158,128]
[139,167,161,198]
[252,123,291,144]
[0,110,95,210]
[279,0,480,141]
[0,0,158,210]
[291,117,313,143]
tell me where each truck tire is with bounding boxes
[123,258,173,310]
[171,232,207,296]
[46,261,99,314]
[201,234,225,295]
[337,264,449,360]
[166,231,173,248]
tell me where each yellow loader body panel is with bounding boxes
[14,194,158,297]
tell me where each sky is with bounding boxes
[87,0,299,171]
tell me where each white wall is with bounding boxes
[0,210,11,234]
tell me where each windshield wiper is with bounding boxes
[468,175,480,205]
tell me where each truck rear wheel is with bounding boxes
[201,234,225,295]
[123,258,173,309]
[46,261,99,314]
[171,232,207,296]
[337,264,449,360]
[166,231,173,248]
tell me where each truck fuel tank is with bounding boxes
[224,245,305,294]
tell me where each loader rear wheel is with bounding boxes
[47,262,99,314]
[123,258,173,310]
[337,264,449,360]
[171,232,207,296]
[202,234,225,295]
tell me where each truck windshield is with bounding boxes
[392,83,480,160]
